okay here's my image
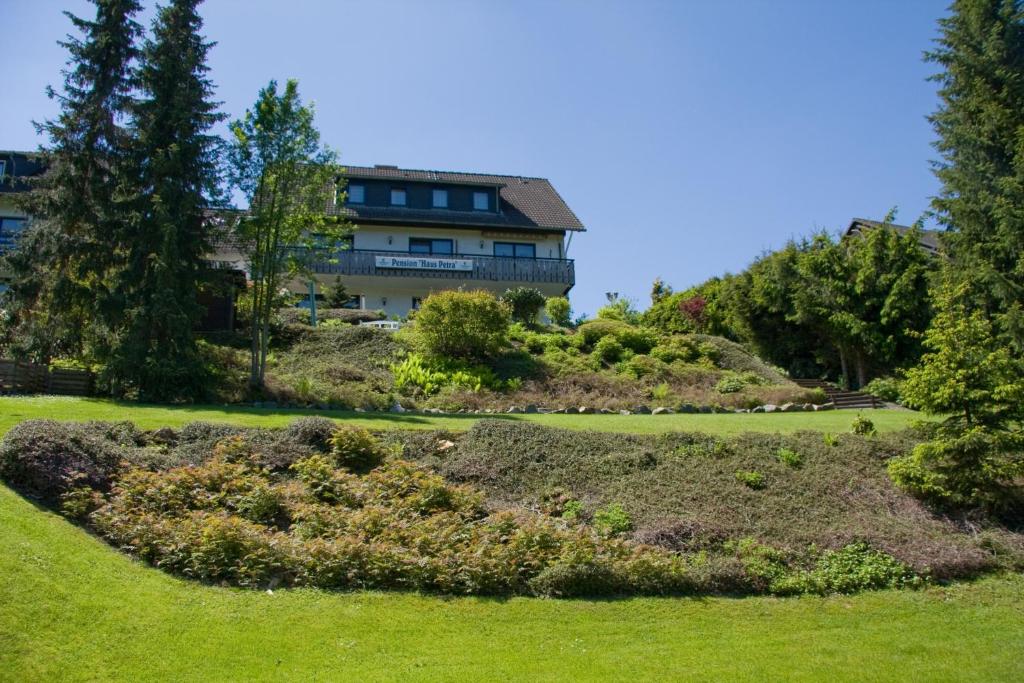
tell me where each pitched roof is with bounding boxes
[329,165,585,232]
[845,218,943,255]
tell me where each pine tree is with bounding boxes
[106,0,225,400]
[6,0,142,362]
[927,0,1024,349]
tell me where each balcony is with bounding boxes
[305,249,575,287]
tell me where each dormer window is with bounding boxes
[347,183,365,204]
[432,189,448,208]
[473,191,489,211]
[0,161,6,178]
[390,188,407,206]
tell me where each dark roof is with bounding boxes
[0,151,47,194]
[330,165,585,233]
[845,217,942,254]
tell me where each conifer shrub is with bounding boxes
[329,424,391,472]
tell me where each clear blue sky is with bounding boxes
[4,0,948,316]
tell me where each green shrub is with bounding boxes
[735,470,766,489]
[593,503,633,536]
[528,561,623,598]
[593,336,625,364]
[412,290,511,360]
[502,287,547,324]
[545,296,572,327]
[715,376,745,394]
[851,415,876,436]
[330,425,390,472]
[650,337,700,364]
[775,543,921,595]
[775,447,803,468]
[285,417,337,453]
[562,500,584,521]
[392,353,503,396]
[822,433,839,447]
[864,376,903,403]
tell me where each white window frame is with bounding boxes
[432,188,448,208]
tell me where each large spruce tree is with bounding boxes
[6,0,142,362]
[927,0,1024,349]
[106,0,224,400]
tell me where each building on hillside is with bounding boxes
[0,151,46,290]
[214,164,585,318]
[844,217,942,256]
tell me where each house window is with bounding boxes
[432,189,448,208]
[409,238,453,255]
[339,294,363,310]
[347,184,365,204]
[390,188,406,206]
[0,216,27,252]
[493,242,535,258]
[412,296,423,311]
[0,161,6,178]
[473,191,489,211]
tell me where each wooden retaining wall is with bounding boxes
[0,360,94,397]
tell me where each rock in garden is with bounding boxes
[762,404,778,413]
[632,405,652,414]
[652,407,675,415]
[525,404,539,414]
[506,406,524,414]
[390,403,406,413]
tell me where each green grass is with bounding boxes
[1,484,1021,682]
[0,395,928,437]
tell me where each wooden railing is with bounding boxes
[302,249,575,287]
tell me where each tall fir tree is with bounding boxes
[106,0,225,400]
[927,0,1024,349]
[6,0,142,362]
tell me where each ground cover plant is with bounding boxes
[3,482,1022,682]
[1,414,1018,598]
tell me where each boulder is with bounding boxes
[779,403,799,412]
[389,403,406,413]
[762,404,778,413]
[524,404,539,414]
[652,407,675,415]
[698,405,714,414]
[632,405,652,414]
[677,403,698,414]
[506,406,524,414]
[618,410,632,416]
[751,405,765,413]
[578,406,596,415]
[814,402,836,411]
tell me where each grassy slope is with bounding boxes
[0,396,926,437]
[2,485,1022,682]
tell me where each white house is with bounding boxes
[216,164,585,318]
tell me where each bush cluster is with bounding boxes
[411,290,511,360]
[85,430,696,597]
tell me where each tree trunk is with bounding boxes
[854,349,868,390]
[838,346,849,390]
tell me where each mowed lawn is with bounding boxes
[1,485,1022,682]
[0,395,928,436]
[6,396,1015,682]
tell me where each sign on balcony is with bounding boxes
[374,255,473,272]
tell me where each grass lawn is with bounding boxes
[0,395,929,437]
[1,483,1021,682]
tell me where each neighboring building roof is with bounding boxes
[330,165,586,233]
[844,217,943,255]
[0,151,47,194]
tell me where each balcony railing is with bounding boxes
[304,248,575,287]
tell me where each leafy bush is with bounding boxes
[715,376,745,394]
[545,296,572,327]
[649,337,700,364]
[593,336,625,364]
[392,353,503,395]
[502,287,546,325]
[593,502,633,536]
[0,420,138,504]
[562,500,584,520]
[330,425,391,472]
[851,415,877,436]
[595,298,641,324]
[577,320,657,354]
[412,290,511,360]
[734,470,766,489]
[775,447,803,468]
[863,376,903,403]
[774,543,921,595]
